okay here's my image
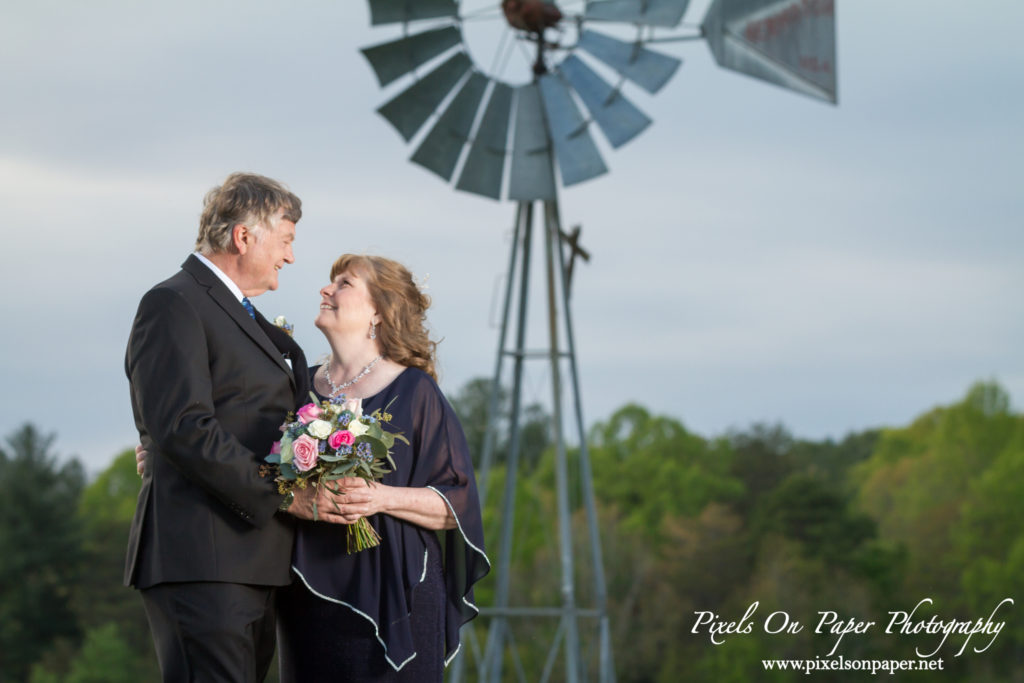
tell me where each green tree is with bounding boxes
[789,428,880,489]
[79,447,142,529]
[758,475,875,567]
[450,377,503,467]
[854,381,1019,601]
[449,376,552,469]
[953,418,1024,673]
[850,382,1022,680]
[64,623,143,683]
[727,423,795,517]
[31,623,148,683]
[73,449,158,677]
[588,404,744,539]
[0,424,85,682]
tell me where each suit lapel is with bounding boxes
[182,255,296,390]
[258,315,309,401]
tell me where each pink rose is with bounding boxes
[296,403,322,424]
[328,430,355,449]
[269,441,282,455]
[292,435,319,472]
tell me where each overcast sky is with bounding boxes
[2,0,1022,472]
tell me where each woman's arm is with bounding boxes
[324,477,456,530]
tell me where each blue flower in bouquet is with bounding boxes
[356,442,374,462]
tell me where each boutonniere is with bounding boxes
[273,315,294,337]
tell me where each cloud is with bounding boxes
[1,1,1022,470]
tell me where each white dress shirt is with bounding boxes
[193,252,293,369]
[194,251,245,303]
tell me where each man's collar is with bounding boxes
[194,252,244,302]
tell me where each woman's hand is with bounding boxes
[319,477,385,524]
[135,444,146,477]
[287,484,365,525]
[321,477,457,530]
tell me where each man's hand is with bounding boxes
[136,444,146,477]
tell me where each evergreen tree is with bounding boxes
[0,424,85,682]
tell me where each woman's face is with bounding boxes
[315,269,378,337]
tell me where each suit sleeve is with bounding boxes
[126,286,282,527]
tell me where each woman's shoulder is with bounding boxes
[394,366,439,393]
[391,367,455,408]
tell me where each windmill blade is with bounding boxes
[377,51,473,141]
[558,55,651,149]
[577,30,682,94]
[584,0,690,28]
[361,25,462,87]
[456,82,514,200]
[538,74,608,187]
[508,84,556,201]
[702,0,837,103]
[411,72,489,181]
[368,0,458,26]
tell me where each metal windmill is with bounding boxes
[359,1,837,681]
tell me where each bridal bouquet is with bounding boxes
[263,393,407,553]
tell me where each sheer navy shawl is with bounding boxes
[291,367,490,670]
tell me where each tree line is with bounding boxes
[1,380,1020,681]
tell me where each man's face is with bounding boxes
[238,208,296,296]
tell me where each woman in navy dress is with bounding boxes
[276,254,489,682]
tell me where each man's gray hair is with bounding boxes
[195,172,302,255]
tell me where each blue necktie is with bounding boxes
[241,297,256,320]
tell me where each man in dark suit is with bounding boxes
[125,172,314,682]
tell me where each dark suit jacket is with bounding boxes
[124,254,310,589]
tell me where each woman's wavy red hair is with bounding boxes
[329,254,437,380]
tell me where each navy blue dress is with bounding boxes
[277,367,489,682]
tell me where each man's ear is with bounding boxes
[231,223,249,254]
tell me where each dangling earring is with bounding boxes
[369,322,377,340]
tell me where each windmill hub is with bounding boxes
[500,0,563,35]
[501,0,564,75]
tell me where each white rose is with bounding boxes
[340,397,363,418]
[273,315,287,326]
[347,419,370,437]
[306,419,333,439]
